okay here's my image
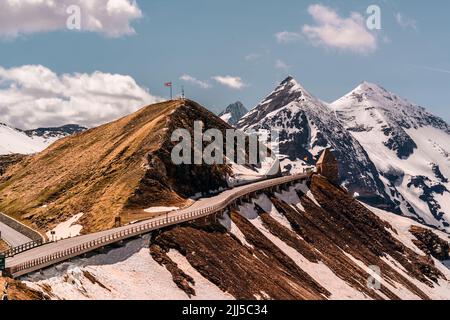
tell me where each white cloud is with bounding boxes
[179,74,211,89]
[275,31,302,43]
[0,0,142,38]
[212,76,247,90]
[0,65,160,129]
[245,53,261,61]
[395,13,417,30]
[301,4,377,53]
[275,59,290,71]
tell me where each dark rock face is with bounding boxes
[410,226,450,261]
[382,126,417,159]
[408,176,448,224]
[218,101,248,126]
[238,76,305,127]
[432,164,449,183]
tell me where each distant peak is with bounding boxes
[281,75,297,85]
[274,75,316,100]
[277,75,299,89]
[356,81,387,93]
[230,101,244,107]
[219,101,248,125]
[224,101,246,112]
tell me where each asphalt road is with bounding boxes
[0,221,32,248]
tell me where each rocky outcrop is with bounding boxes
[316,149,339,184]
[0,277,47,300]
[407,176,448,224]
[308,175,444,289]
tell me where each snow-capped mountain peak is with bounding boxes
[276,75,307,93]
[238,76,324,129]
[335,81,449,132]
[357,80,386,92]
[337,81,406,109]
[331,83,450,231]
[238,77,394,212]
[271,76,317,102]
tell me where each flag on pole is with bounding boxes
[165,82,173,100]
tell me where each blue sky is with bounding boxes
[0,0,449,128]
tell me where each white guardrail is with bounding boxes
[6,173,309,277]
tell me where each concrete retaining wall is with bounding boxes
[0,213,43,242]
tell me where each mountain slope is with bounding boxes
[0,100,237,234]
[19,174,450,300]
[218,101,248,126]
[237,76,395,211]
[331,82,450,231]
[0,123,47,155]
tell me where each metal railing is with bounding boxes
[6,173,309,277]
[2,239,49,258]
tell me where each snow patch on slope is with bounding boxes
[0,123,47,155]
[23,237,232,300]
[46,213,84,241]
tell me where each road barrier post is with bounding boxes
[0,254,5,274]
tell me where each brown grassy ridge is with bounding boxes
[0,99,232,234]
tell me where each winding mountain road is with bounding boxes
[4,173,309,278]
